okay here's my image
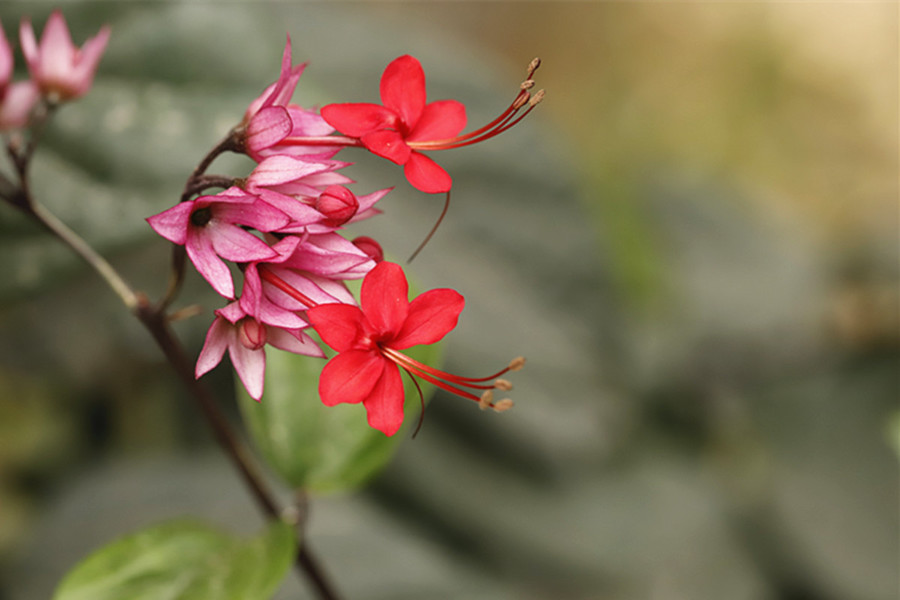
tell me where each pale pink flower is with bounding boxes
[0,20,13,95]
[19,10,110,101]
[196,302,322,401]
[0,81,39,129]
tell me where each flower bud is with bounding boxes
[238,318,267,351]
[352,236,383,263]
[315,185,358,227]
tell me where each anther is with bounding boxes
[479,390,494,411]
[513,92,530,111]
[492,399,514,413]
[494,379,513,391]
[529,90,545,107]
[509,356,526,371]
[520,79,535,91]
[527,57,542,78]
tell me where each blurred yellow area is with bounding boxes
[395,2,897,242]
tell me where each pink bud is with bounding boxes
[352,236,383,263]
[315,185,358,227]
[238,318,267,351]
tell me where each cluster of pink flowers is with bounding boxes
[0,10,109,128]
[147,39,539,435]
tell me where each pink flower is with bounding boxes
[0,81,39,130]
[196,302,322,401]
[321,55,466,194]
[242,38,341,162]
[20,10,110,101]
[306,262,520,436]
[0,19,13,95]
[146,187,290,299]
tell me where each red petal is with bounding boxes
[360,262,409,336]
[380,55,426,130]
[307,303,366,352]
[406,100,467,143]
[391,288,464,350]
[403,152,452,194]
[361,130,411,165]
[362,363,405,436]
[320,102,396,137]
[319,350,385,406]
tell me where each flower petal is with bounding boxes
[207,224,278,264]
[320,102,396,137]
[246,106,292,154]
[362,364,406,436]
[361,130,411,165]
[146,201,192,245]
[186,231,235,298]
[230,340,266,401]
[267,328,324,358]
[379,55,426,130]
[403,151,452,194]
[307,303,366,353]
[360,262,409,336]
[318,349,385,406]
[407,100,466,143]
[195,316,232,378]
[391,288,464,350]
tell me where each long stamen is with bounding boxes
[383,346,523,384]
[406,57,543,152]
[380,346,521,411]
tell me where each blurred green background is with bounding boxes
[0,2,896,599]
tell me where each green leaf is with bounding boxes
[53,519,296,600]
[238,333,442,495]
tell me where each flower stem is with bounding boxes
[29,199,139,310]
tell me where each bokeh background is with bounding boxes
[0,2,897,599]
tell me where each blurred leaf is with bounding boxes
[238,333,441,495]
[53,519,295,600]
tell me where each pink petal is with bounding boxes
[195,316,232,378]
[407,100,467,143]
[267,328,324,358]
[0,23,13,88]
[379,55,426,130]
[403,151,452,194]
[318,350,385,406]
[391,288,464,350]
[186,231,236,298]
[361,130,411,165]
[320,102,396,137]
[263,268,356,311]
[246,106,292,154]
[207,224,278,263]
[18,18,38,74]
[146,202,192,245]
[36,11,75,84]
[230,341,266,401]
[215,197,290,233]
[360,262,409,336]
[362,364,406,436]
[307,303,366,353]
[249,155,332,187]
[69,26,110,97]
[0,81,39,129]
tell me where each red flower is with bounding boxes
[306,262,520,436]
[320,55,466,194]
